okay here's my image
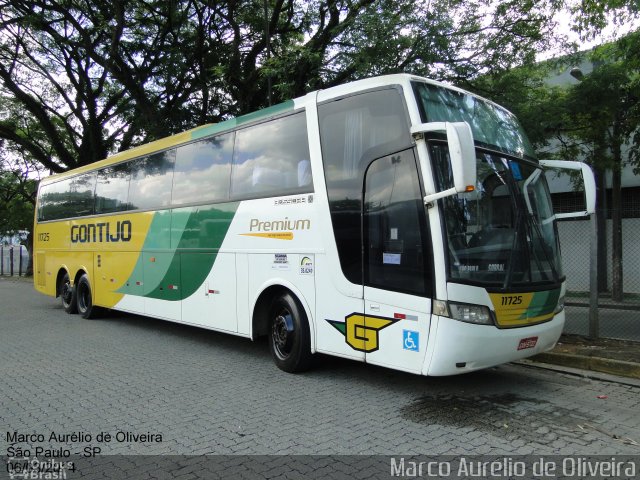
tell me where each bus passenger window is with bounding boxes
[38,173,96,220]
[172,133,233,206]
[128,150,176,211]
[95,163,131,214]
[230,111,312,199]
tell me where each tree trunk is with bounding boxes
[611,153,623,302]
[595,167,608,293]
[25,231,33,277]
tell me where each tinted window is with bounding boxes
[230,112,312,198]
[172,133,233,205]
[364,150,429,295]
[318,88,412,284]
[95,163,131,214]
[128,150,176,210]
[39,172,96,220]
[39,179,70,221]
[69,173,96,217]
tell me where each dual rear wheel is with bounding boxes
[59,272,97,319]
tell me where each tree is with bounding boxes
[564,37,640,301]
[469,30,640,300]
[0,0,569,173]
[0,153,37,275]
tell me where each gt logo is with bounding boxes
[326,313,398,352]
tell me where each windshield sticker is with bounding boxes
[509,160,523,181]
[383,253,401,265]
[456,264,479,272]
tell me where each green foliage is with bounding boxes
[0,0,572,173]
[0,170,36,238]
[572,0,640,39]
[470,30,640,173]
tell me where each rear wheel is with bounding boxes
[76,274,98,319]
[60,272,77,314]
[268,292,313,373]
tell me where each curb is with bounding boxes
[515,359,640,388]
[530,352,640,380]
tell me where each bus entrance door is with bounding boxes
[363,150,432,373]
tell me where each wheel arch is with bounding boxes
[73,268,89,286]
[251,279,316,353]
[55,267,70,297]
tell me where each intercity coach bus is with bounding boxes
[33,74,595,375]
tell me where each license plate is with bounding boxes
[517,336,538,351]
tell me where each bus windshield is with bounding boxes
[413,82,536,160]
[431,146,563,287]
[413,82,563,288]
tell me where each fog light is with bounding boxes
[448,302,493,325]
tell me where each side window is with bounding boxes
[128,150,176,210]
[230,111,312,198]
[172,133,233,206]
[364,150,429,296]
[318,87,412,284]
[39,180,71,221]
[39,173,96,220]
[68,173,96,217]
[95,163,131,214]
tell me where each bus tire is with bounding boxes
[76,274,97,319]
[60,271,77,314]
[268,292,313,373]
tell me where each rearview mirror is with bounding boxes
[539,160,596,218]
[410,121,476,204]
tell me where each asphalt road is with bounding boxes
[1,277,639,478]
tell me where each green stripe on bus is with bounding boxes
[518,289,560,320]
[118,203,239,301]
[190,101,295,140]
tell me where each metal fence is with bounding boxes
[0,245,29,277]
[558,215,640,342]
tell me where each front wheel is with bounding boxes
[60,272,77,314]
[76,274,98,319]
[268,292,313,373]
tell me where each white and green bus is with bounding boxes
[34,74,595,375]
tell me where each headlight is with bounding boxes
[448,302,494,325]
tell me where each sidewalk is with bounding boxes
[529,334,640,380]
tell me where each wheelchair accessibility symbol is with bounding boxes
[403,330,419,352]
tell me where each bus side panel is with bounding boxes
[181,252,238,332]
[33,219,71,296]
[144,251,182,321]
[93,251,139,309]
[313,254,366,363]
